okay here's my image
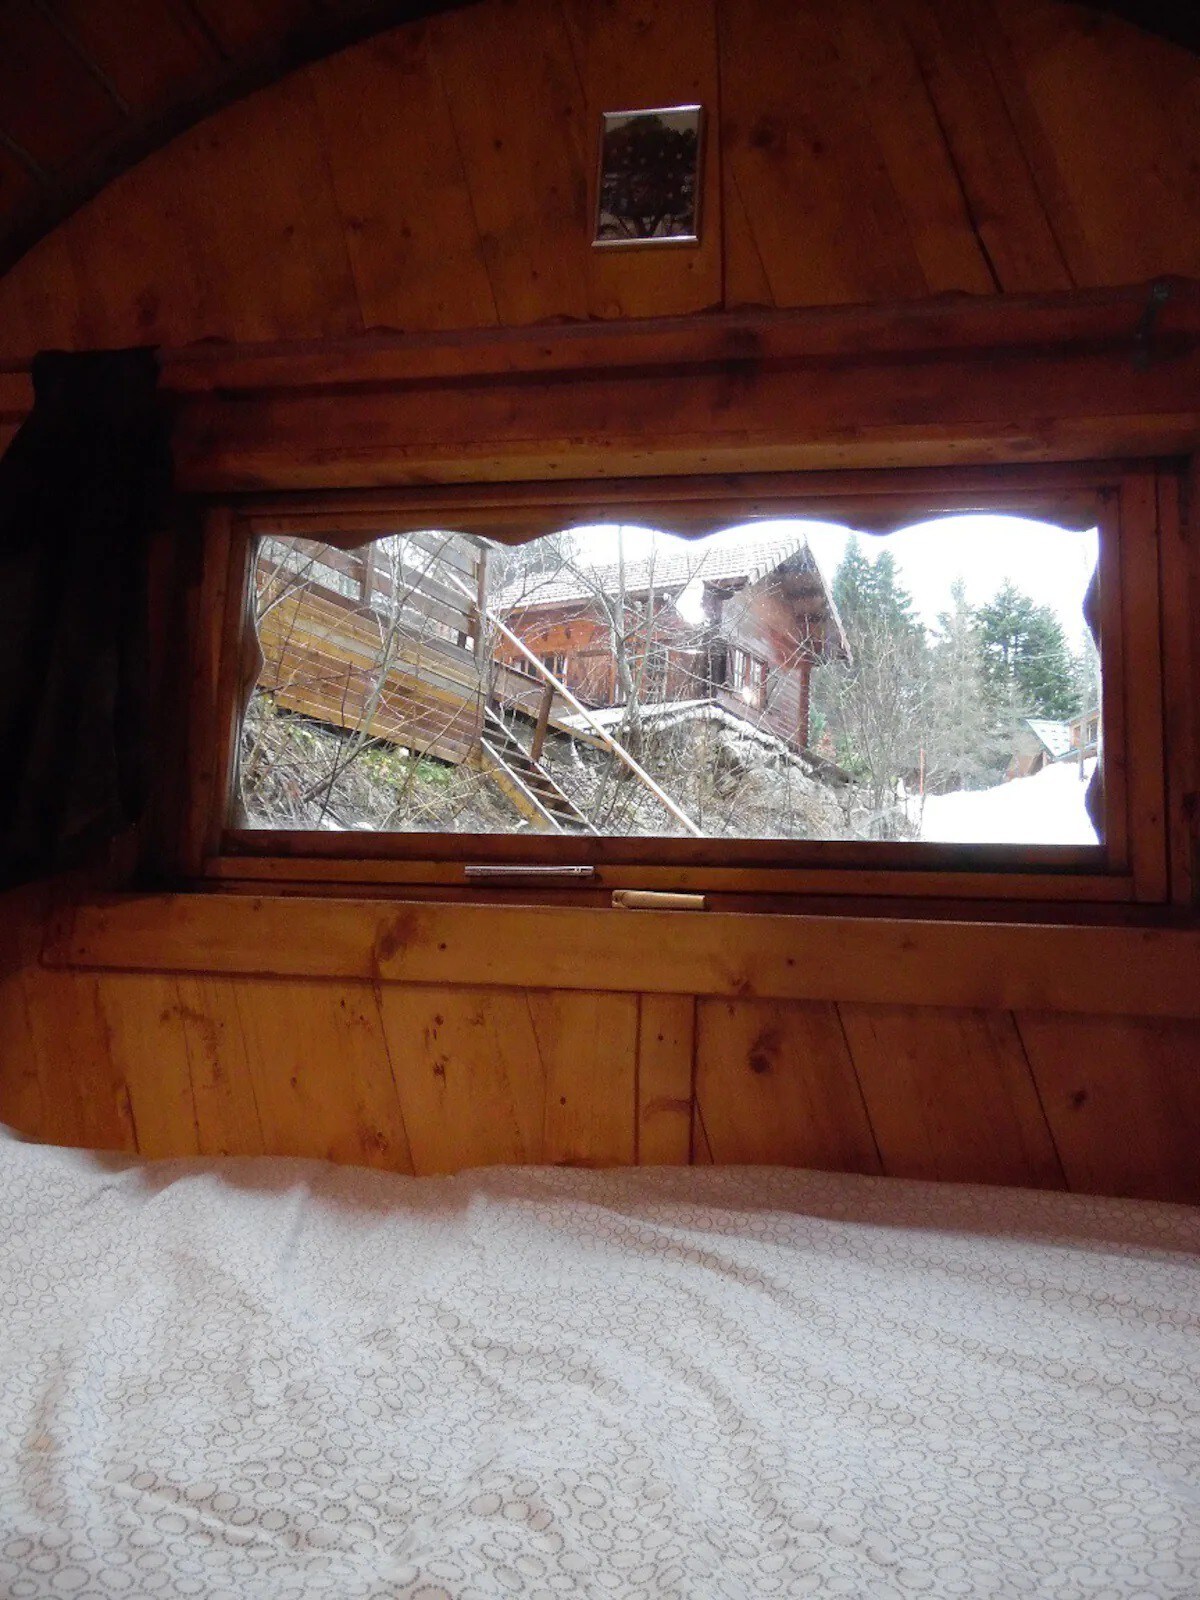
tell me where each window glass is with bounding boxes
[239,516,1101,846]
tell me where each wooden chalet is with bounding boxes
[1005,717,1073,780]
[496,536,850,750]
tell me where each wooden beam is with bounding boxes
[3,284,1197,474]
[43,893,1200,1017]
[163,281,1200,488]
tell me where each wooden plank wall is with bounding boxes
[2,894,1198,1205]
[0,2,1197,1210]
[0,0,1197,365]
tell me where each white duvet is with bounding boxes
[0,1128,1197,1599]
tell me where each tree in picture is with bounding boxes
[596,109,701,243]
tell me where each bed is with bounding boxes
[0,1126,1196,1599]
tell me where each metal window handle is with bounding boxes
[463,864,596,880]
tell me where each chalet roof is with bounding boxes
[1023,719,1072,759]
[497,532,850,662]
[497,533,813,611]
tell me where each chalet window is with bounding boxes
[729,647,769,710]
[187,463,1181,909]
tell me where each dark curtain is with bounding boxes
[0,348,172,888]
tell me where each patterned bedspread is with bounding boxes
[1,1128,1197,1598]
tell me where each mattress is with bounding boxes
[0,1128,1197,1599]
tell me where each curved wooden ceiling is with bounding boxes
[0,0,1194,282]
[0,0,476,277]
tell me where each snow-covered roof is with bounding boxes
[555,697,850,779]
[1023,719,1072,759]
[498,533,810,611]
[497,532,850,662]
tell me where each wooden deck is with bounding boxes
[254,532,597,768]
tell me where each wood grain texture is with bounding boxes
[156,289,1200,490]
[839,1003,1065,1188]
[637,994,694,1164]
[979,0,1200,288]
[216,978,414,1169]
[308,28,499,334]
[46,894,1200,1018]
[567,0,723,320]
[433,0,589,327]
[891,0,1073,292]
[1,0,1197,358]
[18,969,137,1155]
[719,0,931,308]
[1,889,1197,1202]
[374,986,637,1172]
[1017,1012,1200,1204]
[695,998,881,1172]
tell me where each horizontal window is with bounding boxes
[191,466,1173,906]
[237,514,1101,849]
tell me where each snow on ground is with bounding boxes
[914,757,1099,846]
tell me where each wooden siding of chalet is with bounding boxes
[496,598,704,709]
[713,565,839,749]
[500,556,841,750]
[255,533,488,767]
[257,533,591,767]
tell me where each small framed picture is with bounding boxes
[593,105,704,249]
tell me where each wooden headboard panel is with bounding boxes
[0,890,1195,1206]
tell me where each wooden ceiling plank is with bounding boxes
[160,72,364,343]
[893,0,1073,293]
[186,0,322,57]
[307,27,498,334]
[0,0,125,172]
[45,0,220,114]
[429,0,591,327]
[834,0,997,296]
[51,148,209,350]
[0,0,481,280]
[28,0,132,115]
[717,0,931,309]
[984,0,1200,287]
[0,146,42,220]
[0,227,82,362]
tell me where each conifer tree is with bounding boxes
[976,581,1076,722]
[924,578,1003,791]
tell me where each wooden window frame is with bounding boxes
[175,456,1189,916]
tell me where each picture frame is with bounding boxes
[593,104,705,249]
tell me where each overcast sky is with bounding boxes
[568,515,1099,644]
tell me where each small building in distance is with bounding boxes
[1068,706,1101,762]
[495,534,850,752]
[1006,717,1072,781]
